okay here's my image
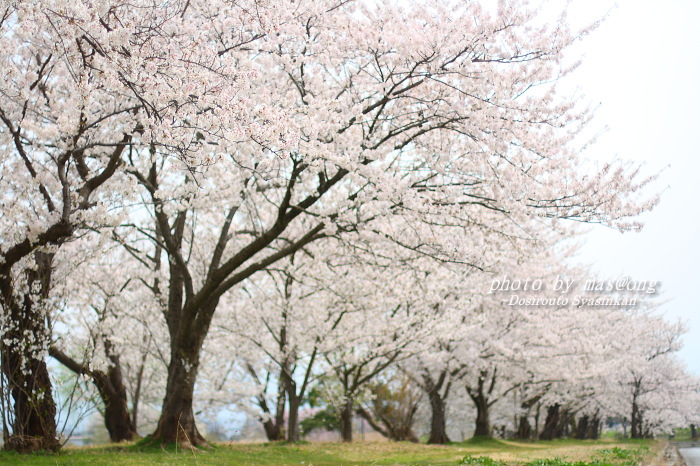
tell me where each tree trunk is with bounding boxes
[287,393,301,443]
[340,396,354,442]
[96,362,137,442]
[467,373,493,439]
[102,387,137,442]
[515,393,544,440]
[1,343,59,452]
[57,354,136,442]
[427,390,450,444]
[588,413,600,440]
[261,383,286,441]
[564,410,574,438]
[50,342,137,443]
[263,419,283,442]
[630,400,643,439]
[516,415,532,440]
[150,342,207,448]
[575,415,589,440]
[540,404,561,440]
[629,378,646,439]
[148,242,216,449]
[248,363,286,441]
[280,353,304,443]
[423,371,451,444]
[473,397,491,438]
[1,252,59,452]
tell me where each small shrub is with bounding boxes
[526,459,588,466]
[598,445,649,464]
[460,454,507,465]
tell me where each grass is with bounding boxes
[0,438,660,465]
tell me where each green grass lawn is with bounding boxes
[0,437,659,465]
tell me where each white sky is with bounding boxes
[565,0,700,373]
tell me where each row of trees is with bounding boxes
[223,243,696,444]
[0,0,690,453]
[51,236,699,445]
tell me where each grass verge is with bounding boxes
[0,438,659,465]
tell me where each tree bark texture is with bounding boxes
[1,252,59,452]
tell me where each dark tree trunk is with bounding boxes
[539,404,569,440]
[397,426,419,442]
[103,397,137,442]
[515,393,545,440]
[420,370,451,444]
[630,400,643,439]
[427,390,451,444]
[691,424,698,440]
[1,252,59,452]
[588,413,600,440]
[467,371,494,439]
[50,339,137,443]
[280,348,309,443]
[473,397,491,438]
[279,270,318,444]
[94,347,137,442]
[248,363,286,441]
[629,377,647,439]
[150,341,207,448]
[287,393,301,443]
[262,383,286,441]
[340,396,354,442]
[1,342,59,452]
[564,410,574,438]
[576,415,589,440]
[263,418,284,442]
[540,404,561,440]
[517,415,532,440]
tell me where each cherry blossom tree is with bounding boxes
[47,235,168,442]
[395,262,487,444]
[0,0,288,450]
[209,253,342,443]
[212,239,449,442]
[605,313,692,438]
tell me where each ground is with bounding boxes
[0,437,661,465]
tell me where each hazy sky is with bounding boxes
[566,0,700,373]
